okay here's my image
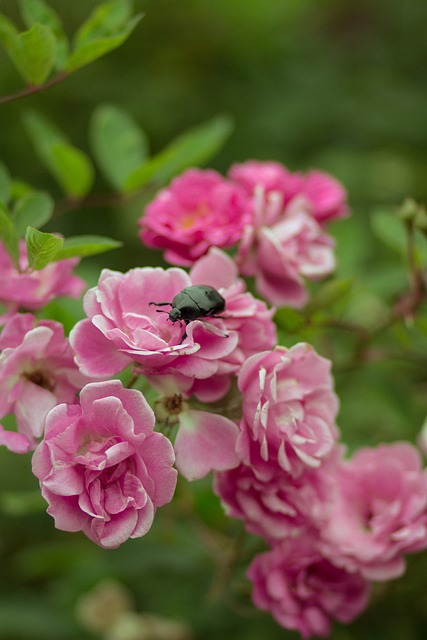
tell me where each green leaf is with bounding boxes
[25,226,63,270]
[65,1,142,73]
[50,143,95,197]
[54,234,122,260]
[0,15,56,85]
[1,490,46,516]
[124,115,234,192]
[0,161,11,204]
[19,0,69,70]
[13,191,54,235]
[371,208,427,265]
[23,110,94,197]
[90,104,149,190]
[0,204,19,266]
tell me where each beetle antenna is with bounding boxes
[155,309,170,315]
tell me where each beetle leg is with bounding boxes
[149,301,172,307]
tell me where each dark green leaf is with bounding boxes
[90,104,149,190]
[0,161,11,204]
[25,226,63,270]
[0,15,56,85]
[54,235,122,260]
[124,115,234,192]
[0,204,19,266]
[65,3,142,73]
[13,191,54,235]
[23,110,94,197]
[19,0,69,70]
[1,490,46,516]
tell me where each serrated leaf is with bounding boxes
[0,204,19,266]
[90,104,149,190]
[25,226,63,270]
[54,235,122,260]
[13,191,54,235]
[0,161,11,204]
[23,110,94,197]
[0,16,56,85]
[66,11,142,72]
[124,115,234,192]
[19,0,69,70]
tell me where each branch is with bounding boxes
[0,72,70,107]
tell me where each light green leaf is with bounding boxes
[54,235,122,260]
[0,15,56,85]
[0,161,11,204]
[1,490,46,516]
[25,226,63,270]
[50,144,94,197]
[371,209,427,265]
[66,4,142,73]
[0,204,19,266]
[10,179,33,201]
[23,110,94,197]
[90,104,149,190]
[13,191,54,235]
[124,115,234,192]
[74,0,133,45]
[19,0,69,70]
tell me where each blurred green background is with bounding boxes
[1,1,427,639]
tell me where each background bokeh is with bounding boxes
[1,1,427,638]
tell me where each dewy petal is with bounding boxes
[174,409,240,481]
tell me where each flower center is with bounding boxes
[23,368,56,392]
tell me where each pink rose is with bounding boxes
[139,168,251,265]
[214,448,342,543]
[237,344,339,479]
[32,380,177,549]
[0,240,85,319]
[237,197,336,308]
[70,249,276,393]
[319,442,427,580]
[248,538,370,639]
[229,160,348,224]
[0,313,90,454]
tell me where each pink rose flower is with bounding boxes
[229,160,348,224]
[214,448,342,543]
[0,313,90,454]
[248,538,370,639]
[0,240,85,320]
[138,168,251,265]
[70,249,276,392]
[319,442,427,580]
[32,380,177,549]
[237,195,336,308]
[237,344,339,479]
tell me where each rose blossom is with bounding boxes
[237,195,336,308]
[32,380,177,549]
[138,168,251,266]
[0,239,85,321]
[237,344,339,479]
[247,538,370,639]
[0,313,90,454]
[229,160,348,224]
[214,447,342,543]
[70,248,276,393]
[319,442,427,580]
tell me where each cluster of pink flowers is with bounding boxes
[2,158,427,638]
[139,161,347,307]
[214,343,427,637]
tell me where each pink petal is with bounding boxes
[70,319,130,376]
[174,410,240,481]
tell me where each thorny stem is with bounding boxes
[0,72,70,106]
